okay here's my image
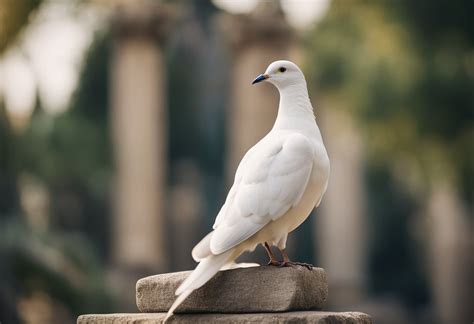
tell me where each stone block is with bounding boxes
[136,266,328,313]
[78,311,372,323]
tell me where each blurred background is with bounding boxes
[0,0,472,323]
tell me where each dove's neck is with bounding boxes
[273,83,320,137]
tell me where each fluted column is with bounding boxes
[110,2,170,272]
[317,108,368,306]
[428,184,474,324]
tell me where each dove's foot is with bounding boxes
[279,261,314,270]
[276,248,313,270]
[267,260,283,266]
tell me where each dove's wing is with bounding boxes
[212,145,255,230]
[210,133,314,255]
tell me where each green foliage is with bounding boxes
[14,32,111,189]
[305,0,473,307]
[0,103,20,215]
[0,31,113,322]
[366,165,429,308]
[0,218,115,319]
[305,0,473,201]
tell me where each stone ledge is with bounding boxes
[136,266,328,313]
[78,311,372,323]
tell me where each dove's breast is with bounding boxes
[284,141,329,233]
[244,140,329,250]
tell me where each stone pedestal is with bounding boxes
[78,267,372,323]
[137,266,327,313]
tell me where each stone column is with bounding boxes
[110,3,170,273]
[223,3,299,181]
[316,108,368,306]
[428,183,474,324]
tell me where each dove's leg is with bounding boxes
[264,242,282,266]
[278,248,313,270]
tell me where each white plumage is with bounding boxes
[166,60,330,320]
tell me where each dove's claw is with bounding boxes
[267,260,283,266]
[279,261,314,270]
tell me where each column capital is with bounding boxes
[111,2,173,43]
[219,2,296,51]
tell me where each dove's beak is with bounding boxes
[252,73,269,85]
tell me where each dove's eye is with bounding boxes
[279,67,287,73]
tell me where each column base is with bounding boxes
[78,311,372,323]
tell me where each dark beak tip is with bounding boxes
[252,74,267,85]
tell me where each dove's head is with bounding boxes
[252,60,306,90]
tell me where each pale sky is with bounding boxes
[0,0,104,121]
[212,0,331,29]
[0,51,37,117]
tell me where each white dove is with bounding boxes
[166,60,330,320]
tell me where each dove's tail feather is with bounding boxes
[191,231,213,262]
[164,289,192,322]
[176,249,233,295]
[165,248,235,321]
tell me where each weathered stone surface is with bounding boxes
[136,266,328,313]
[78,311,372,323]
